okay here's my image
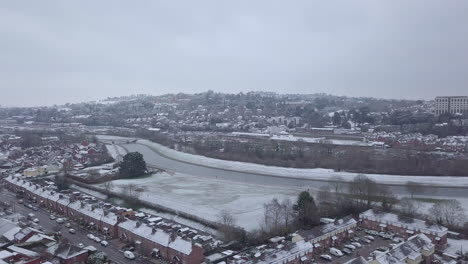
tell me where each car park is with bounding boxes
[330,247,344,257]
[320,254,332,261]
[124,251,136,260]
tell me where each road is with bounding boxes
[0,189,150,264]
[100,136,468,200]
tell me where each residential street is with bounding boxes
[0,188,154,264]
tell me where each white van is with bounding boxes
[124,251,135,260]
[330,247,344,257]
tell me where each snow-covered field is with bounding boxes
[133,138,468,187]
[97,171,300,231]
[105,144,127,161]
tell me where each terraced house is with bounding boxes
[359,209,448,250]
[3,175,220,264]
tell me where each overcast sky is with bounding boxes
[1,1,467,107]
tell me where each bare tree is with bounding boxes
[317,185,335,217]
[405,181,426,199]
[349,174,379,209]
[103,181,114,196]
[217,209,240,241]
[399,197,421,217]
[329,175,345,193]
[263,198,295,234]
[379,185,397,212]
[218,209,236,227]
[429,200,466,227]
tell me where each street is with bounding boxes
[0,188,153,264]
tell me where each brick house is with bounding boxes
[345,233,435,264]
[359,209,448,250]
[118,219,205,264]
[229,239,314,264]
[46,243,89,264]
[291,216,357,253]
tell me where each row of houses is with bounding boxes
[367,132,468,152]
[345,233,435,264]
[209,210,448,264]
[210,217,357,264]
[359,209,448,250]
[0,217,90,264]
[3,175,220,264]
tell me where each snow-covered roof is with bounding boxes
[375,234,433,264]
[360,209,447,236]
[118,220,193,255]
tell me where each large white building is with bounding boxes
[434,96,468,115]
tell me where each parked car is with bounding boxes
[32,218,39,223]
[342,248,352,255]
[87,234,95,240]
[68,229,76,234]
[65,223,71,228]
[330,248,344,257]
[27,213,35,220]
[77,243,85,248]
[124,251,136,260]
[392,237,404,243]
[351,242,362,248]
[364,235,375,241]
[100,241,109,247]
[26,203,33,209]
[49,215,56,220]
[32,206,38,211]
[361,238,372,244]
[56,218,65,224]
[376,246,389,252]
[320,254,332,261]
[344,244,356,250]
[18,199,24,204]
[93,237,101,243]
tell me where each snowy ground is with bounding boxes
[96,171,300,231]
[126,137,468,187]
[105,144,127,161]
[445,238,468,256]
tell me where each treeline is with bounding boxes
[131,129,468,176]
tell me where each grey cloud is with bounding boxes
[1,0,467,106]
